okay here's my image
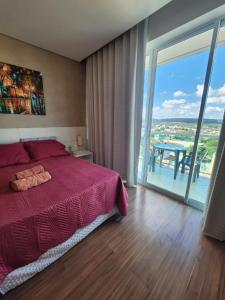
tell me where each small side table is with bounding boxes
[72,150,93,163]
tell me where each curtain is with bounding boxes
[86,18,149,186]
[203,143,225,241]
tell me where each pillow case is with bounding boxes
[24,140,69,160]
[0,142,30,168]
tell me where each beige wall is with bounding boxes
[0,34,85,128]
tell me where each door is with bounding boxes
[139,18,225,209]
[187,22,225,209]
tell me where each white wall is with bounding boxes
[0,126,86,148]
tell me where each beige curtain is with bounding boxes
[203,143,225,241]
[86,18,149,186]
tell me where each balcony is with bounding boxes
[138,128,216,207]
[146,162,210,205]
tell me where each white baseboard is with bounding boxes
[0,127,86,148]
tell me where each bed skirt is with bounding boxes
[0,207,118,295]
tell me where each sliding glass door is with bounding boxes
[188,23,225,208]
[139,18,225,210]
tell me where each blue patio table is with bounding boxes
[151,143,187,180]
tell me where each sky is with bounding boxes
[144,43,225,120]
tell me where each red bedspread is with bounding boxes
[0,155,128,282]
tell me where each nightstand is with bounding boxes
[72,150,93,162]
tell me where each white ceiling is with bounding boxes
[0,0,171,62]
[157,26,225,65]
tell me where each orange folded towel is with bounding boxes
[10,171,51,192]
[15,165,45,180]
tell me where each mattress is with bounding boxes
[0,207,118,295]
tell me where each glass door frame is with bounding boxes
[140,16,225,209]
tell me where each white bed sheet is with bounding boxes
[0,207,118,295]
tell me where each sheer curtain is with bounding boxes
[86,18,149,186]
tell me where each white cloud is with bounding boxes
[196,83,225,100]
[162,99,186,108]
[204,106,224,119]
[173,90,187,97]
[153,106,196,118]
[153,100,201,119]
[206,106,224,113]
[196,84,215,97]
[210,84,225,96]
[153,101,224,119]
[182,101,201,110]
[153,82,225,119]
[196,84,205,97]
[218,84,225,95]
[207,96,225,104]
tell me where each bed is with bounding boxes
[0,142,128,294]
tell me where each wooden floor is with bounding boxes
[2,186,225,300]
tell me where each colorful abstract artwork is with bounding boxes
[0,62,45,115]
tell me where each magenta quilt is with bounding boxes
[0,155,128,282]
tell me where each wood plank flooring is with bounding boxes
[2,185,225,300]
